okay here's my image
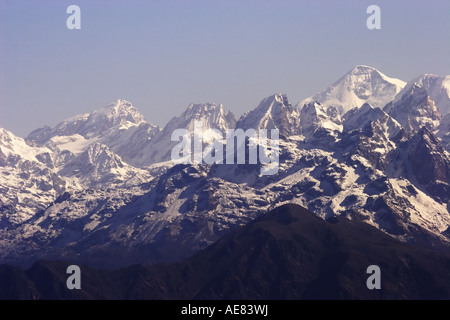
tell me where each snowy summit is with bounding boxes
[299,65,406,113]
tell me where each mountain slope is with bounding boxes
[387,127,450,204]
[1,204,450,300]
[1,67,449,272]
[299,65,406,113]
[131,103,236,166]
[300,102,342,141]
[384,84,441,133]
[27,99,161,168]
[436,113,450,151]
[57,142,151,188]
[394,74,450,115]
[2,94,449,268]
[0,126,66,225]
[236,93,301,137]
[27,99,152,142]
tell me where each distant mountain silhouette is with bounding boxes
[1,204,449,300]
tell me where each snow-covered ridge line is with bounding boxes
[0,65,449,269]
[298,65,407,113]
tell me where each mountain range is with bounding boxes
[1,65,449,276]
[1,204,449,300]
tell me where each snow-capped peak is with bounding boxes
[87,99,146,127]
[299,65,406,114]
[384,83,441,132]
[127,102,236,166]
[24,100,160,174]
[349,65,378,74]
[299,101,342,139]
[0,125,51,162]
[236,93,301,136]
[256,93,290,114]
[347,65,405,87]
[394,74,450,115]
[343,103,402,138]
[161,102,237,133]
[179,102,236,131]
[27,99,148,143]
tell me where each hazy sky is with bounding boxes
[1,0,449,137]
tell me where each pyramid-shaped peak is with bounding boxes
[360,102,374,109]
[98,99,139,114]
[342,65,398,83]
[409,126,443,150]
[161,102,235,133]
[251,93,292,116]
[300,66,406,113]
[385,81,441,133]
[236,93,300,136]
[113,98,133,106]
[342,65,404,83]
[349,65,378,74]
[393,73,450,115]
[264,93,290,106]
[399,83,432,105]
[343,102,392,126]
[90,99,146,125]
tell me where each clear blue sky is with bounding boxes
[1,0,449,137]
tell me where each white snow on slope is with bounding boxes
[299,65,406,113]
[394,74,450,115]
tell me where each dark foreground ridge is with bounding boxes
[1,204,449,300]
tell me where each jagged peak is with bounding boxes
[395,74,445,102]
[89,99,146,124]
[393,73,450,115]
[407,126,444,151]
[262,93,291,107]
[181,102,236,123]
[272,92,290,104]
[342,103,377,120]
[184,102,223,116]
[162,102,236,132]
[245,93,293,119]
[398,83,438,112]
[303,100,325,110]
[239,93,294,120]
[235,93,300,136]
[300,102,326,120]
[348,65,378,74]
[406,82,427,94]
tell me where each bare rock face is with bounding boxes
[384,84,441,133]
[437,113,450,152]
[406,128,450,203]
